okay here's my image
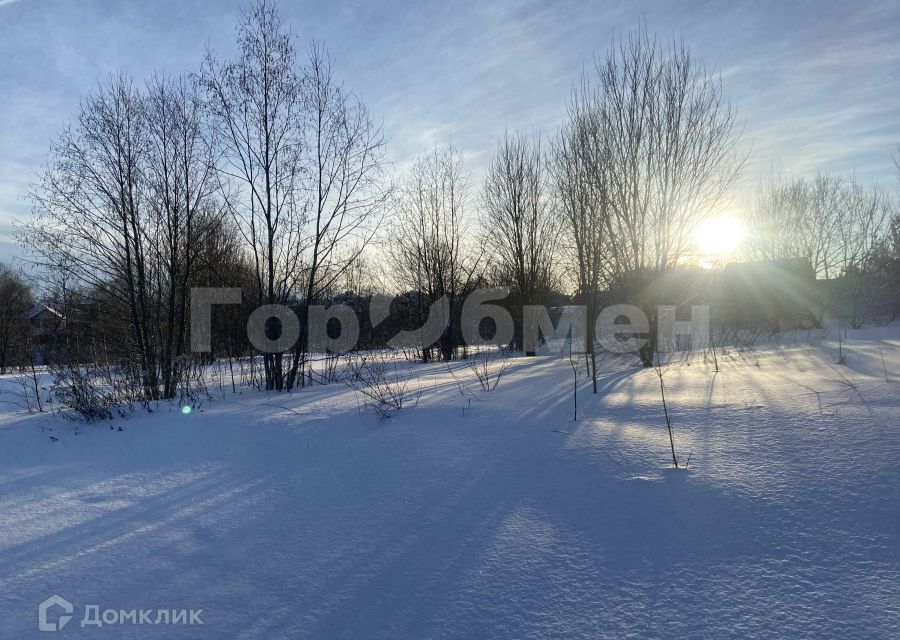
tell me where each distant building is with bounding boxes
[716,259,819,330]
[25,303,65,337]
[24,303,67,365]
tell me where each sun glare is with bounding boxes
[693,215,745,257]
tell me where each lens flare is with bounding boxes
[693,215,745,257]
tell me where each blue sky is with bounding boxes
[1,0,898,262]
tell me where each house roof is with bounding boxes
[24,303,65,321]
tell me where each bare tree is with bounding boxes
[284,43,391,390]
[892,213,900,318]
[746,172,856,278]
[335,244,378,297]
[25,68,219,400]
[26,73,167,397]
[203,5,389,391]
[552,28,742,374]
[551,87,609,392]
[391,144,483,361]
[835,181,894,327]
[481,130,559,355]
[596,27,744,366]
[746,172,894,326]
[144,72,221,397]
[201,0,306,391]
[0,264,33,374]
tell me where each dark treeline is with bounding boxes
[5,1,899,403]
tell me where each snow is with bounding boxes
[1,328,899,638]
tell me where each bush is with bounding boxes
[345,354,418,420]
[50,366,125,422]
[464,348,513,391]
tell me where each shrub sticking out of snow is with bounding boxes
[464,348,513,392]
[50,365,134,422]
[345,353,419,420]
[49,356,212,423]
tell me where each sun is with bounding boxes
[693,215,745,257]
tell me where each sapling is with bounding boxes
[446,361,480,400]
[878,342,890,382]
[28,349,44,413]
[709,321,719,373]
[465,348,512,391]
[837,322,845,365]
[568,346,580,421]
[17,374,34,413]
[653,349,679,468]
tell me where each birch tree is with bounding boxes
[201,0,306,390]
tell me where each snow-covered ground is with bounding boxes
[1,328,899,639]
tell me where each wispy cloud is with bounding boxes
[0,0,898,262]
